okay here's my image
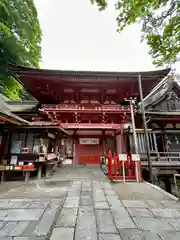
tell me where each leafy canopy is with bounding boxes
[0,0,42,99]
[90,0,180,67]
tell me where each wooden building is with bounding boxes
[0,98,67,181]
[0,97,30,158]
[134,79,180,162]
[7,64,170,167]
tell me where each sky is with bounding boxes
[34,0,180,73]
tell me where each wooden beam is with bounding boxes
[0,114,21,125]
[76,134,113,138]
[61,123,121,129]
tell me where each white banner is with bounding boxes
[79,138,99,145]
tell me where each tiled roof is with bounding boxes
[0,100,29,125]
[9,63,171,78]
[30,121,68,134]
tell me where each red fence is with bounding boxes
[107,151,142,181]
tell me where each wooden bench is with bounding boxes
[0,168,36,183]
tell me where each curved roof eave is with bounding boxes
[8,63,171,79]
[8,63,171,104]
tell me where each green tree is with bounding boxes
[0,0,42,99]
[90,0,180,67]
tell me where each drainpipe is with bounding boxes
[130,100,138,154]
[138,74,153,183]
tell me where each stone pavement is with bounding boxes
[0,166,180,239]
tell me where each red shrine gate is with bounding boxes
[40,105,130,165]
[9,64,170,165]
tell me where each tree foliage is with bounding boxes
[90,0,180,67]
[0,0,42,99]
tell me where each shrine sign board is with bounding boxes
[119,154,127,162]
[79,138,99,145]
[131,154,140,161]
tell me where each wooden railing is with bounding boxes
[140,152,180,161]
[41,104,131,113]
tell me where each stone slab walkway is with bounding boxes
[0,166,179,239]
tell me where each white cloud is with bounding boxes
[34,0,180,73]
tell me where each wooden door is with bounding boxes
[76,143,101,164]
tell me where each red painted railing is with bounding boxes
[107,151,142,181]
[41,104,131,113]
